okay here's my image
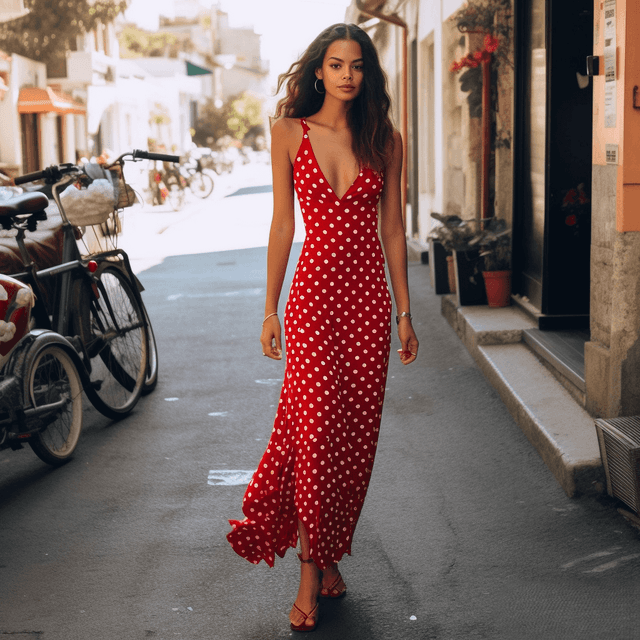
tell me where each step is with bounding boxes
[523,328,587,393]
[476,343,602,497]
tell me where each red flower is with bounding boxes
[484,34,500,52]
[563,189,577,205]
[565,214,578,226]
[473,50,483,61]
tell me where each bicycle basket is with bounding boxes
[109,167,137,209]
[59,178,116,226]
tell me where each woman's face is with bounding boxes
[316,39,364,102]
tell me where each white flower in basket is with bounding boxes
[60,178,116,226]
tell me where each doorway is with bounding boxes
[20,113,40,173]
[514,0,593,329]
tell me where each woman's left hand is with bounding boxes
[396,319,418,365]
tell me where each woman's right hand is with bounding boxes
[260,315,283,360]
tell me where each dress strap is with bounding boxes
[300,118,310,134]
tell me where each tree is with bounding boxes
[118,25,193,59]
[0,0,127,74]
[194,92,263,146]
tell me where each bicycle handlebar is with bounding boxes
[14,149,181,186]
[14,163,78,186]
[132,149,180,163]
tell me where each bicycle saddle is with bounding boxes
[0,192,49,217]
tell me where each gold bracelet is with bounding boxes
[262,312,278,326]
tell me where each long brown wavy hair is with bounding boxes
[275,23,394,172]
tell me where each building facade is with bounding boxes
[344,0,640,427]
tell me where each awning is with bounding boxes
[186,61,213,76]
[18,86,86,115]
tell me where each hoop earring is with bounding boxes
[314,78,325,94]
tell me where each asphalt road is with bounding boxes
[1,166,640,639]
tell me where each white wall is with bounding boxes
[416,0,447,239]
[0,54,47,170]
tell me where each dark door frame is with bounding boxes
[513,0,593,329]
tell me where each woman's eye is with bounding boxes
[331,64,340,69]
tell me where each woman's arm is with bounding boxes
[260,118,296,360]
[379,130,419,365]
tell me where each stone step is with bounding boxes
[476,342,602,497]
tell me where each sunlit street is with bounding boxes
[1,0,640,638]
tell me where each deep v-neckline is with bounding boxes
[301,119,361,202]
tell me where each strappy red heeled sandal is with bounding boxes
[290,554,320,632]
[320,569,347,599]
[290,601,319,632]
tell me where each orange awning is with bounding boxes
[18,86,85,115]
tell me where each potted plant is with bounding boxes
[469,217,512,307]
[428,213,477,294]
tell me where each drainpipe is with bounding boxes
[481,54,491,219]
[355,0,408,230]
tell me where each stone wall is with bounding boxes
[586,164,640,417]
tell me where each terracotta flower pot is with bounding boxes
[446,255,457,294]
[482,270,511,307]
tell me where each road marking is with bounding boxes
[208,412,228,417]
[165,397,179,401]
[561,547,621,569]
[256,379,282,385]
[584,554,640,573]
[167,288,264,301]
[208,470,254,486]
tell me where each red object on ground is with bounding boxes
[483,270,511,307]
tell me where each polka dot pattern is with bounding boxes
[227,118,392,571]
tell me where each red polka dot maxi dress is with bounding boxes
[227,118,392,571]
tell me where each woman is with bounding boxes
[227,23,418,632]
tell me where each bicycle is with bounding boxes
[0,150,176,464]
[160,161,186,211]
[179,152,214,199]
[0,195,84,465]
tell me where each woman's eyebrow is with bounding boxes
[328,56,364,63]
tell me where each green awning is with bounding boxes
[186,61,212,76]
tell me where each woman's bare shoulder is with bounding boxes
[272,117,303,139]
[390,128,403,149]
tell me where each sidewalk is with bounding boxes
[440,294,603,497]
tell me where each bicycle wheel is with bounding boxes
[188,172,214,199]
[142,302,158,394]
[73,266,147,419]
[27,345,83,465]
[165,176,185,211]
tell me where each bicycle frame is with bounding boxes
[14,172,144,330]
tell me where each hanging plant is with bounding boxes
[450,33,500,73]
[448,0,513,70]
